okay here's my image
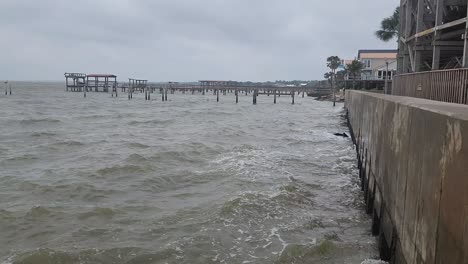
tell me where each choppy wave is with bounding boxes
[3,247,181,264]
[30,131,57,137]
[275,240,378,264]
[25,206,53,219]
[96,164,155,176]
[77,207,120,220]
[4,154,38,162]
[19,118,61,125]
[127,142,151,149]
[49,140,85,147]
[128,119,173,126]
[220,183,315,221]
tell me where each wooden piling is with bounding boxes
[162,89,165,101]
[292,91,295,105]
[165,89,168,101]
[217,89,219,102]
[253,89,257,105]
[9,84,11,95]
[274,90,277,104]
[235,90,239,103]
[302,92,305,98]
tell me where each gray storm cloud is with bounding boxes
[0,0,399,81]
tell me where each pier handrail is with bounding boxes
[393,69,468,105]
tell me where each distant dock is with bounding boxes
[64,73,332,104]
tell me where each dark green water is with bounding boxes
[0,82,382,264]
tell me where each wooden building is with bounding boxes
[86,74,117,92]
[399,0,468,72]
[64,73,117,93]
[64,73,86,92]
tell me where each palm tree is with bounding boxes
[335,70,347,90]
[375,7,400,42]
[346,60,364,89]
[327,56,341,106]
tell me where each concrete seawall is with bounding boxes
[345,91,468,264]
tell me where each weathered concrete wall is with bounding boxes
[345,91,468,264]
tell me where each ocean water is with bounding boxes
[0,82,379,264]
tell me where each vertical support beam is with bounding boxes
[115,77,118,97]
[464,3,468,67]
[253,89,257,105]
[216,89,219,102]
[433,0,444,70]
[414,0,425,72]
[235,90,238,103]
[274,90,277,104]
[291,91,295,104]
[405,0,414,72]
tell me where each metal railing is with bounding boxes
[393,69,468,104]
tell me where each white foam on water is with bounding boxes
[361,260,388,264]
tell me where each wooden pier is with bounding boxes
[64,75,331,104]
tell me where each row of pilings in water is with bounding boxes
[88,87,307,105]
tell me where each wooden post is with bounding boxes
[253,89,257,105]
[115,77,118,97]
[162,88,165,101]
[302,92,305,98]
[9,84,12,95]
[332,71,336,107]
[274,90,277,104]
[128,82,131,100]
[464,2,468,67]
[291,91,295,104]
[217,89,219,102]
[235,90,238,103]
[165,89,168,101]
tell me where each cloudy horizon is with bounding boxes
[0,0,399,82]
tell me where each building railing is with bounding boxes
[393,69,468,105]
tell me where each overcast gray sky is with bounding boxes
[0,0,399,82]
